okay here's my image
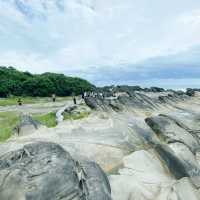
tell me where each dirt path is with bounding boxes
[0,100,73,115]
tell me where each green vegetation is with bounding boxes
[0,112,19,142]
[0,66,95,97]
[63,111,90,121]
[32,112,57,128]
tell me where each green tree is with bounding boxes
[0,66,95,97]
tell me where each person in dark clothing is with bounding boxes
[81,92,85,99]
[17,98,22,106]
[52,94,56,102]
[73,97,77,105]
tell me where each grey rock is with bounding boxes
[145,115,199,153]
[145,114,200,181]
[80,161,111,200]
[0,142,112,200]
[154,143,200,180]
[85,97,107,110]
[14,115,40,136]
[154,143,192,179]
[85,92,158,111]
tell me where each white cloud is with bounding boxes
[160,10,200,54]
[0,51,55,73]
[0,0,200,87]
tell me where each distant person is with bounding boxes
[17,98,22,106]
[52,94,56,102]
[73,96,77,105]
[81,92,85,99]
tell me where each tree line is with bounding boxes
[0,66,95,97]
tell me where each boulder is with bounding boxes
[85,97,107,110]
[110,150,173,200]
[145,115,199,153]
[145,115,200,183]
[186,89,195,97]
[154,143,192,179]
[0,142,112,200]
[110,149,200,200]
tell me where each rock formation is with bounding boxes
[0,142,112,200]
[1,89,200,199]
[14,115,41,136]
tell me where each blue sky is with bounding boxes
[0,0,200,88]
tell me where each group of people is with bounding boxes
[17,94,79,106]
[17,91,106,106]
[82,91,105,99]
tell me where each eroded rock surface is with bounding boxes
[14,115,41,136]
[1,91,200,199]
[0,142,112,200]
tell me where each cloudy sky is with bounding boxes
[0,0,200,88]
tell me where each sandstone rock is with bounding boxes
[156,177,200,200]
[0,142,112,200]
[145,115,198,153]
[14,115,40,136]
[110,149,200,200]
[85,97,107,110]
[110,150,173,200]
[0,91,200,200]
[154,143,194,179]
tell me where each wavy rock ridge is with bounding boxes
[1,90,200,199]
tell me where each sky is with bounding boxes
[0,0,200,88]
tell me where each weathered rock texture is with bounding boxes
[14,115,41,136]
[1,91,200,200]
[0,142,112,200]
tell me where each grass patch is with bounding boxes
[0,112,19,142]
[63,111,90,121]
[32,112,56,128]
